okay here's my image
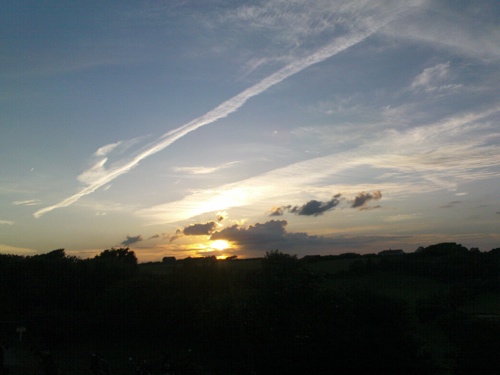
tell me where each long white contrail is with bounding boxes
[34,24,385,218]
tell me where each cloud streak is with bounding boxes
[12,199,40,206]
[33,8,402,218]
[173,161,240,175]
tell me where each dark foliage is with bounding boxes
[348,243,500,288]
[438,312,500,374]
[1,245,498,374]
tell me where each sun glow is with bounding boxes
[210,239,230,251]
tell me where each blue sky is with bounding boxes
[1,0,499,261]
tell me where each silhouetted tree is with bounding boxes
[417,242,468,257]
[94,247,137,267]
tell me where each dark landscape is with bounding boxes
[1,243,499,374]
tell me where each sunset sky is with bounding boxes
[1,0,499,262]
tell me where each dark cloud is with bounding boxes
[209,219,408,258]
[269,206,285,216]
[359,205,382,211]
[183,221,217,236]
[271,191,382,216]
[121,235,143,246]
[170,221,218,242]
[211,220,288,244]
[148,234,160,239]
[270,194,342,217]
[169,229,183,243]
[290,194,342,216]
[351,191,382,208]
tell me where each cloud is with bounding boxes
[383,1,500,61]
[216,212,227,222]
[12,199,40,206]
[94,141,123,157]
[208,219,410,257]
[410,62,449,90]
[211,220,289,244]
[170,221,219,242]
[270,206,286,216]
[351,191,382,208]
[183,221,218,236]
[271,194,342,216]
[174,161,239,175]
[409,62,462,93]
[33,7,398,218]
[271,192,382,216]
[0,220,14,226]
[148,234,160,239]
[77,158,109,185]
[290,194,342,216]
[121,235,143,246]
[220,0,425,59]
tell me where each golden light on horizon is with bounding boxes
[210,239,230,251]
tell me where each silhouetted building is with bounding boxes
[162,256,176,264]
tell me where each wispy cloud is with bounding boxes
[410,62,462,92]
[137,106,500,224]
[34,8,398,219]
[174,161,239,175]
[382,1,500,61]
[410,62,448,90]
[12,199,41,206]
[94,141,123,157]
[221,0,426,50]
[0,220,14,226]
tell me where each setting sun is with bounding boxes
[210,239,230,251]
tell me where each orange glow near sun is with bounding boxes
[210,239,230,251]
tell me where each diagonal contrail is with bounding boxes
[34,22,388,218]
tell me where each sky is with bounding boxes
[1,0,499,262]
